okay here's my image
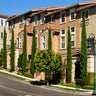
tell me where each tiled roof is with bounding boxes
[79,0,96,5]
[0,14,10,18]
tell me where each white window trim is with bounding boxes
[1,20,3,26]
[26,19,30,26]
[17,38,19,48]
[60,28,66,49]
[81,9,89,20]
[40,13,45,24]
[20,16,24,24]
[35,30,38,48]
[70,8,76,21]
[19,36,22,48]
[50,15,54,23]
[60,11,66,24]
[70,25,76,48]
[40,27,45,33]
[42,34,46,49]
[34,16,38,26]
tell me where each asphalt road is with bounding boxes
[0,73,92,96]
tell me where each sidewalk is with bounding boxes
[0,69,93,94]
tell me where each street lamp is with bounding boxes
[88,33,96,95]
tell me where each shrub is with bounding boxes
[88,72,94,85]
[18,54,23,68]
[24,72,33,78]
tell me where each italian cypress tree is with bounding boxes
[80,16,88,86]
[66,27,72,83]
[30,26,36,75]
[48,28,52,50]
[10,29,15,72]
[22,24,27,74]
[3,28,7,69]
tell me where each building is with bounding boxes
[0,14,9,50]
[7,0,96,82]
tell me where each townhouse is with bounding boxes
[7,1,96,82]
[0,14,9,50]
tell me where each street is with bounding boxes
[0,73,91,96]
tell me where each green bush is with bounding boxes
[83,85,94,90]
[17,71,23,75]
[88,72,94,85]
[24,72,33,78]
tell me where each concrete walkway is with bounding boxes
[0,69,93,93]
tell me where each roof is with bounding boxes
[0,14,10,18]
[77,3,96,11]
[46,0,96,17]
[7,6,59,21]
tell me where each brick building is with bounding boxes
[7,1,96,82]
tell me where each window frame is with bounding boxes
[1,20,3,26]
[70,8,76,21]
[50,15,55,23]
[1,32,3,39]
[42,34,46,49]
[40,13,45,24]
[60,28,66,49]
[60,11,66,24]
[81,9,89,20]
[34,16,38,26]
[19,36,22,48]
[70,25,76,48]
[26,19,30,26]
[10,20,13,29]
[20,16,24,24]
[35,30,38,48]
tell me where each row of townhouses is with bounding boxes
[1,0,96,82]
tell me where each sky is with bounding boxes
[0,0,94,16]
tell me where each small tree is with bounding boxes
[80,16,88,86]
[18,53,23,69]
[0,51,3,66]
[30,26,36,75]
[22,24,27,74]
[66,27,72,83]
[3,28,7,69]
[48,28,52,50]
[34,50,62,85]
[10,29,15,72]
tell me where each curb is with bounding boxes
[0,69,93,94]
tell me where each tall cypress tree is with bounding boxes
[48,28,52,50]
[80,16,88,86]
[22,24,27,74]
[10,29,15,72]
[30,26,36,74]
[3,28,7,69]
[66,27,72,83]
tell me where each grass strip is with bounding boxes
[49,86,89,92]
[0,71,26,80]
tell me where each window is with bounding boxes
[17,38,19,48]
[60,12,66,24]
[34,16,38,26]
[26,19,30,26]
[42,35,46,49]
[40,28,45,33]
[60,28,66,49]
[20,17,24,24]
[5,21,7,27]
[70,8,76,21]
[50,15,55,23]
[10,21,13,29]
[1,20,3,26]
[81,10,88,19]
[35,30,38,48]
[41,13,45,24]
[1,32,3,39]
[70,26,75,47]
[19,36,22,48]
